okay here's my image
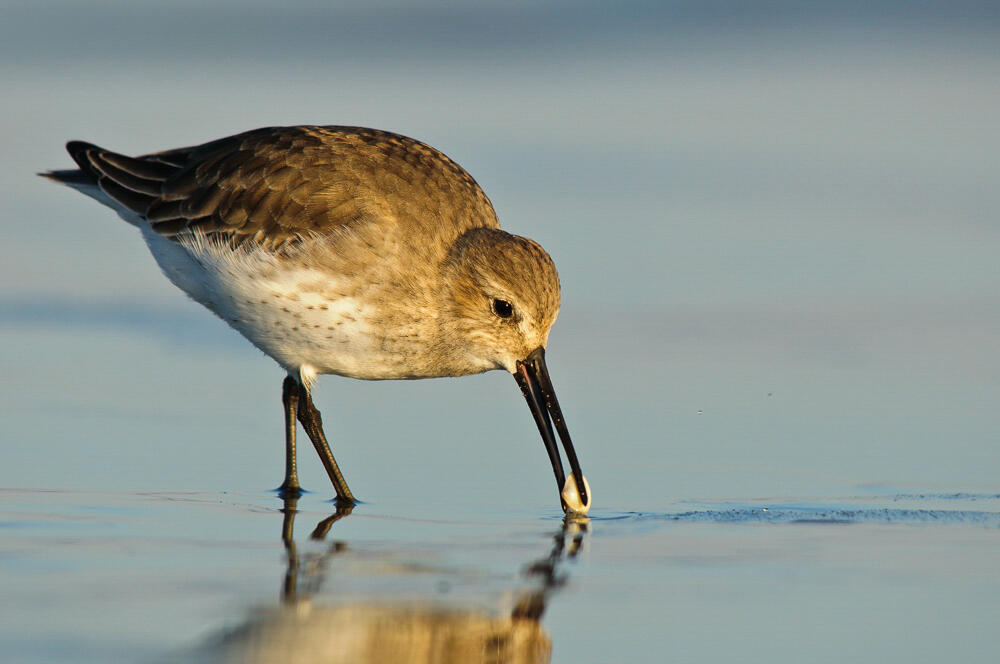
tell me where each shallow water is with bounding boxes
[3,2,1000,662]
[2,490,998,663]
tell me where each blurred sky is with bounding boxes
[1,1,998,506]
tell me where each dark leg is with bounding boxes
[278,376,301,497]
[296,381,356,505]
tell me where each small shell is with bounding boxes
[561,473,591,515]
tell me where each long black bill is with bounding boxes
[514,346,587,509]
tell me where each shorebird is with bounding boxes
[42,125,589,513]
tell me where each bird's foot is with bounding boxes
[275,482,304,499]
[331,494,360,509]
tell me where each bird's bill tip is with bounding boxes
[561,472,591,515]
[514,346,589,512]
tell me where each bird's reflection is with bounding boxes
[194,498,587,664]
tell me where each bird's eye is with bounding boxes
[491,298,514,319]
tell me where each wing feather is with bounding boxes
[51,125,500,249]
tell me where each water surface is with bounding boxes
[2,490,998,662]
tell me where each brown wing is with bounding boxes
[64,126,500,250]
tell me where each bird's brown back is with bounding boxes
[64,126,501,250]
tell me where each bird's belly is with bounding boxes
[143,230,415,380]
[223,292,388,379]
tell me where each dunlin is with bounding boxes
[43,125,589,513]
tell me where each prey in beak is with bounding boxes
[514,347,589,514]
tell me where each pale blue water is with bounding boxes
[3,490,998,663]
[2,2,999,662]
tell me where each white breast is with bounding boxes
[142,230,395,378]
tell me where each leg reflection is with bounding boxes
[280,496,353,605]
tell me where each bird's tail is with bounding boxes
[39,140,179,226]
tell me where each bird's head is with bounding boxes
[440,227,561,374]
[440,227,588,514]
